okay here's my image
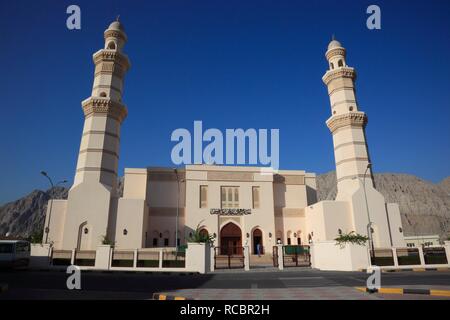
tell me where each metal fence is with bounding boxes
[282,245,311,267]
[214,246,245,269]
[423,247,448,265]
[370,248,395,266]
[74,250,96,266]
[51,250,72,266]
[162,250,186,268]
[111,250,134,267]
[136,250,160,268]
[396,248,421,265]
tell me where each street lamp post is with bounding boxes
[353,163,375,260]
[174,168,180,252]
[40,171,67,244]
[363,164,375,259]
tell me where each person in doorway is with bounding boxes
[256,243,261,257]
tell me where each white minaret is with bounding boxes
[322,38,373,199]
[62,19,131,250]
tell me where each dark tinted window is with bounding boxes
[0,243,14,253]
[16,243,30,253]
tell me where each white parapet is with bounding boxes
[311,240,370,271]
[94,245,112,269]
[185,242,209,274]
[30,243,52,269]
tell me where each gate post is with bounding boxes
[133,249,138,268]
[158,249,163,269]
[210,245,215,272]
[392,248,399,267]
[70,249,76,265]
[277,244,284,270]
[444,242,450,265]
[418,246,426,266]
[243,246,250,271]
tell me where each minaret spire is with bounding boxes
[322,38,373,197]
[62,20,131,250]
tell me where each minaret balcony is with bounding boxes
[322,67,356,85]
[92,49,130,71]
[81,97,128,123]
[326,111,368,133]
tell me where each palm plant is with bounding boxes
[188,223,215,244]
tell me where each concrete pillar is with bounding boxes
[243,246,250,271]
[444,241,450,265]
[418,247,425,266]
[210,245,215,272]
[186,242,207,274]
[133,249,138,268]
[277,244,284,270]
[95,245,112,269]
[158,249,163,269]
[392,248,399,267]
[70,249,76,265]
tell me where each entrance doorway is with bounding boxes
[220,222,242,255]
[252,228,263,255]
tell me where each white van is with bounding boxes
[0,240,30,268]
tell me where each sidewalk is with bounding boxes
[156,286,380,300]
[156,286,450,300]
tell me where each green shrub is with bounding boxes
[334,231,369,248]
[101,235,115,246]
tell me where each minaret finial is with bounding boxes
[332,34,335,41]
[116,15,120,22]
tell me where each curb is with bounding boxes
[355,287,450,297]
[152,293,193,300]
[0,283,8,293]
[31,268,198,276]
[359,267,450,273]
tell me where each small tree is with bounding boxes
[188,223,215,244]
[29,230,43,244]
[334,231,369,248]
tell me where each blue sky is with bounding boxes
[1,0,449,204]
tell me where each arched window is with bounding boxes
[152,231,159,247]
[107,41,116,50]
[330,62,334,69]
[338,59,343,67]
[287,231,292,245]
[99,92,107,97]
[199,228,209,238]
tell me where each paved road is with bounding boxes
[0,268,449,300]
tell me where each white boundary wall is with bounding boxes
[311,241,370,271]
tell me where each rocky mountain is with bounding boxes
[0,173,449,240]
[0,178,124,238]
[316,171,450,240]
[0,187,68,238]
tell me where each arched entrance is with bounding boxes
[220,222,242,255]
[252,228,263,255]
